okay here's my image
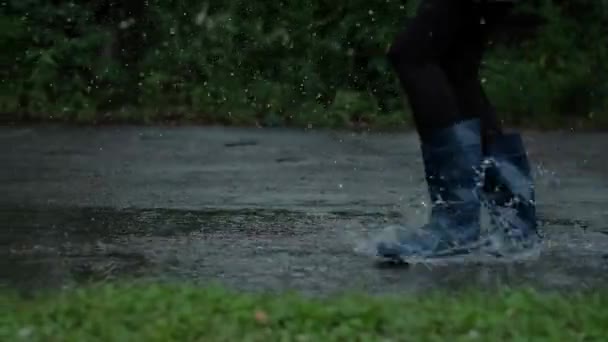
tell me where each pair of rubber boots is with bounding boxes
[377,118,541,261]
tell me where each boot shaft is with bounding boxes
[483,133,538,238]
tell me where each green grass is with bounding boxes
[2,284,607,341]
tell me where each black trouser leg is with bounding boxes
[441,2,516,148]
[387,0,466,140]
[387,0,513,142]
[439,21,503,149]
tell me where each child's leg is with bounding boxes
[386,0,478,141]
[440,2,539,254]
[440,2,515,146]
[377,0,488,260]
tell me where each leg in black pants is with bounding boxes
[387,0,510,141]
[376,0,540,261]
[439,2,515,147]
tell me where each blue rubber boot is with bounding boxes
[376,119,483,261]
[482,133,542,256]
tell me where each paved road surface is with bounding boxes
[1,126,607,295]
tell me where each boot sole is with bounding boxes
[377,237,542,265]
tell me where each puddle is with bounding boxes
[2,206,607,296]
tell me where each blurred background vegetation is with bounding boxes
[1,0,607,129]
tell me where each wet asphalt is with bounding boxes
[1,126,607,296]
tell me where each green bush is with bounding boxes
[0,0,606,128]
[483,0,608,128]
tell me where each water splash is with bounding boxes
[350,219,543,266]
[534,163,562,188]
